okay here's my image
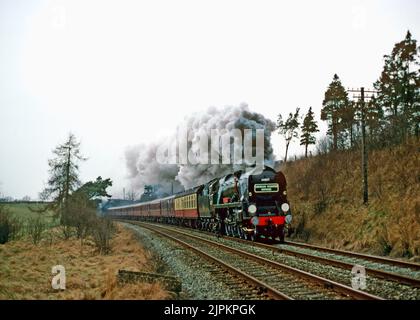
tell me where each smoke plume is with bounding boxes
[125,103,275,194]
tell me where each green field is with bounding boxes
[0,202,58,226]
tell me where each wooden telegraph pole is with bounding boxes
[347,87,377,205]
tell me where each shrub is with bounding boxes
[0,209,11,244]
[91,218,115,254]
[313,199,328,215]
[0,205,24,244]
[27,216,47,245]
[59,224,74,240]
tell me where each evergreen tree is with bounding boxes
[364,97,385,146]
[321,74,351,150]
[300,107,319,158]
[340,101,357,148]
[373,30,420,142]
[40,133,87,224]
[277,108,300,163]
[75,176,112,201]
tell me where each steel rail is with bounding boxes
[284,240,420,271]
[135,222,292,300]
[133,221,383,300]
[129,220,420,287]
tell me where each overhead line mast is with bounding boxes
[347,87,378,205]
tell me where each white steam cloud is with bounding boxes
[125,103,275,195]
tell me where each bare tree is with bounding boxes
[277,108,300,162]
[126,189,139,201]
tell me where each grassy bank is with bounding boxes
[284,139,420,259]
[0,224,169,299]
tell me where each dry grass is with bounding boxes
[0,224,169,299]
[284,138,420,259]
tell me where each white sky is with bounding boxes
[0,0,419,199]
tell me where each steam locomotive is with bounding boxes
[108,166,292,242]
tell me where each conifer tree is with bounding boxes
[321,74,351,150]
[40,133,87,224]
[374,30,420,142]
[300,107,319,157]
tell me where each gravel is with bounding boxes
[121,222,245,300]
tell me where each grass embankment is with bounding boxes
[0,223,168,299]
[284,139,420,259]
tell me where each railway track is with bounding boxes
[126,220,383,300]
[121,220,420,299]
[140,221,420,286]
[204,231,420,288]
[127,222,290,300]
[283,240,420,271]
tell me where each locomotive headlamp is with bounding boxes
[248,204,257,214]
[281,203,290,212]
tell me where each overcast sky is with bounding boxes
[0,0,419,200]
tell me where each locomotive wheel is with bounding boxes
[250,232,256,242]
[229,225,234,237]
[227,225,233,237]
[279,225,285,243]
[235,226,241,238]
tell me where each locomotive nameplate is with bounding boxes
[254,183,279,193]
